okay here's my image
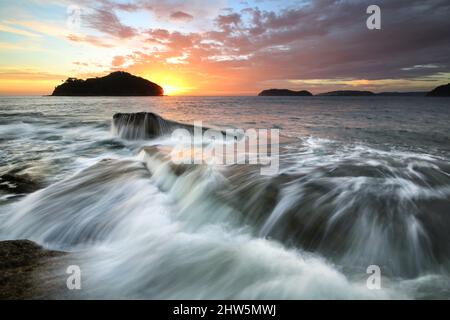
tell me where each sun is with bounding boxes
[144,72,191,96]
[162,84,181,96]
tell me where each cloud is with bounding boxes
[3,0,450,94]
[170,11,194,21]
[73,61,89,66]
[66,33,114,48]
[200,0,450,83]
[215,13,241,31]
[0,23,42,38]
[0,69,66,80]
[1,19,64,38]
[87,0,224,26]
[127,0,449,93]
[111,55,126,66]
[85,7,137,38]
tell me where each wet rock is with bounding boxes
[113,112,227,140]
[0,240,66,299]
[0,172,41,194]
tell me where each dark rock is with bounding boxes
[0,172,41,195]
[113,112,227,140]
[0,240,66,299]
[258,89,312,96]
[426,83,450,97]
[317,90,375,96]
[113,112,169,139]
[51,71,164,96]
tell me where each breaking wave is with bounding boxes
[1,111,450,299]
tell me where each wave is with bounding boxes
[112,112,227,140]
[1,112,450,298]
[0,151,395,299]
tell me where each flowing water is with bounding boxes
[1,96,450,299]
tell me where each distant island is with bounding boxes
[258,89,312,96]
[376,92,427,96]
[257,88,444,97]
[317,90,375,96]
[52,71,164,96]
[426,83,450,97]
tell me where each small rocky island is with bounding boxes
[52,71,164,96]
[426,83,450,97]
[258,89,312,96]
[317,90,375,96]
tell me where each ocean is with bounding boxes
[0,95,449,299]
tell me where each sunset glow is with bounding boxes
[161,84,179,96]
[0,1,449,95]
[146,73,192,96]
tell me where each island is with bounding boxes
[376,92,426,96]
[258,89,312,96]
[317,90,375,96]
[51,71,164,96]
[426,83,450,97]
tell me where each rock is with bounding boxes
[139,146,197,177]
[258,89,313,96]
[113,112,228,140]
[51,71,164,96]
[113,112,169,139]
[426,83,450,97]
[0,240,66,299]
[317,90,375,96]
[0,171,41,195]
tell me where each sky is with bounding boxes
[0,0,449,95]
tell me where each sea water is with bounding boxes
[0,96,449,299]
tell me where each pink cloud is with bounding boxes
[112,56,126,67]
[170,11,194,21]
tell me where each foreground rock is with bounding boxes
[258,89,312,96]
[426,83,450,97]
[0,171,41,195]
[113,112,228,140]
[317,90,375,96]
[52,71,164,96]
[0,240,66,299]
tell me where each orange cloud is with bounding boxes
[112,56,126,67]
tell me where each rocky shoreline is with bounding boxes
[0,240,66,299]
